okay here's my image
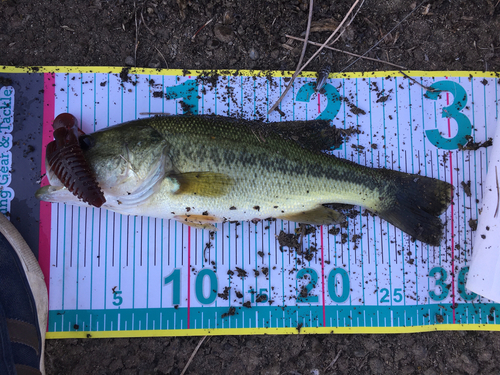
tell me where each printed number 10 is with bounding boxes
[164,268,219,305]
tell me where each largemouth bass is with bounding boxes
[36,115,452,246]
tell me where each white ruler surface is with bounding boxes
[39,69,500,337]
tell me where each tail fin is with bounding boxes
[376,172,453,246]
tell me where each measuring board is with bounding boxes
[2,67,500,338]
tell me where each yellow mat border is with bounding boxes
[1,65,499,79]
[46,324,500,339]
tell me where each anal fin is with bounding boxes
[277,206,345,226]
[174,214,219,231]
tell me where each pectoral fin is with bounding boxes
[277,205,345,226]
[174,214,219,231]
[170,172,234,197]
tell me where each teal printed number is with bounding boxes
[164,268,181,305]
[458,266,478,301]
[296,82,342,121]
[112,290,123,306]
[250,288,269,303]
[257,288,269,303]
[297,268,319,303]
[428,267,450,301]
[394,288,403,303]
[164,79,199,115]
[195,268,218,304]
[379,288,403,303]
[424,81,472,150]
[328,268,350,303]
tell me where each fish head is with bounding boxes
[79,122,172,199]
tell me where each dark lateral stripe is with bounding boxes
[15,364,42,375]
[6,318,40,355]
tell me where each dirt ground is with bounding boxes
[2,0,500,374]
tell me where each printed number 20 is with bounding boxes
[296,82,342,121]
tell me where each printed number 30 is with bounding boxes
[424,81,472,150]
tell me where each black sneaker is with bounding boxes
[0,213,48,375]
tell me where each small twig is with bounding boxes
[495,165,499,218]
[140,11,155,36]
[180,336,207,375]
[139,112,172,116]
[398,70,437,92]
[134,1,140,67]
[60,25,75,32]
[154,46,169,68]
[298,224,307,254]
[191,17,215,42]
[285,35,406,70]
[268,0,361,114]
[325,350,342,371]
[251,128,263,143]
[36,173,46,185]
[295,0,314,79]
[356,352,370,371]
[339,0,427,73]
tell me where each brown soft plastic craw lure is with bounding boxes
[46,113,106,207]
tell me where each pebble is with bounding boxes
[223,10,235,25]
[478,350,492,362]
[125,56,135,66]
[353,349,366,358]
[460,353,473,364]
[206,39,220,50]
[368,358,385,374]
[248,48,259,60]
[401,365,415,375]
[109,358,123,372]
[148,58,161,68]
[412,345,427,361]
[213,24,234,44]
[423,368,437,375]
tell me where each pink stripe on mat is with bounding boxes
[320,225,326,327]
[445,89,456,324]
[187,226,191,329]
[38,73,55,294]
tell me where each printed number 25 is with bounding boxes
[380,288,403,303]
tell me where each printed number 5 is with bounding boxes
[112,290,123,306]
[424,80,472,150]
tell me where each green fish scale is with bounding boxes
[148,116,386,212]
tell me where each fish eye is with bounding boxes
[79,135,96,151]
